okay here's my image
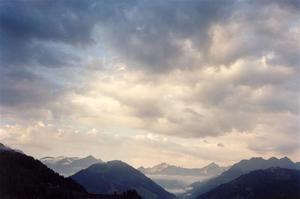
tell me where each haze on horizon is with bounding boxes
[0,0,299,168]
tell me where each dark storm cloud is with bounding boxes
[96,0,299,71]
[1,0,298,70]
[0,0,238,71]
[0,0,101,108]
[0,0,104,43]
[0,0,142,108]
[0,0,95,68]
[0,0,149,68]
[98,0,236,72]
[2,0,298,71]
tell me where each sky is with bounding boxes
[0,0,299,168]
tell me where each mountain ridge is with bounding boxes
[0,143,142,199]
[138,162,227,176]
[186,156,300,199]
[41,155,103,176]
[71,160,176,199]
[0,147,87,199]
[197,167,300,199]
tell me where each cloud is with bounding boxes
[0,0,299,163]
[247,112,300,155]
[0,0,97,68]
[4,0,297,72]
[0,0,98,110]
[1,0,298,71]
[0,122,264,167]
[217,143,224,148]
[96,0,299,71]
[208,1,300,66]
[70,55,297,140]
[0,69,63,107]
[1,0,298,108]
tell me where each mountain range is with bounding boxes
[0,143,142,199]
[41,154,176,198]
[197,167,300,199]
[1,142,300,199]
[138,162,227,176]
[0,145,87,199]
[41,155,103,176]
[138,162,229,195]
[186,157,300,199]
[71,161,176,199]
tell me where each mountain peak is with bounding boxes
[187,156,299,198]
[41,155,103,176]
[249,157,264,161]
[90,160,134,171]
[268,157,279,161]
[0,143,14,152]
[207,162,219,167]
[82,155,97,161]
[279,157,294,165]
[148,162,171,173]
[157,162,170,167]
[232,156,295,171]
[0,148,88,198]
[280,156,292,162]
[86,160,137,173]
[197,167,300,199]
[106,160,128,166]
[71,161,175,199]
[139,162,225,177]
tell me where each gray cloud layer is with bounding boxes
[0,0,299,158]
[2,0,298,70]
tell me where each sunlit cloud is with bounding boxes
[0,0,299,167]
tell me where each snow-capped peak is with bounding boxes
[149,163,170,172]
[40,156,79,164]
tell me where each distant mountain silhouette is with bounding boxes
[71,160,176,199]
[197,167,300,199]
[139,162,227,176]
[187,157,300,199]
[41,155,102,176]
[0,143,141,199]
